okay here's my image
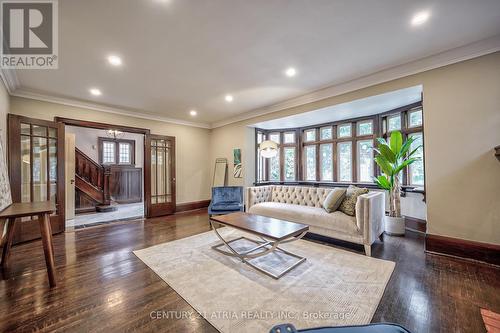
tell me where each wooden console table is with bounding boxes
[0,202,57,287]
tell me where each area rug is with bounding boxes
[133,228,395,333]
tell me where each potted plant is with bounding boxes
[373,130,421,236]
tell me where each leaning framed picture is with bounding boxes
[0,136,12,212]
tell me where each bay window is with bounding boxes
[255,102,424,188]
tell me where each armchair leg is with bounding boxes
[364,244,372,257]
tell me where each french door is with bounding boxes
[8,115,65,243]
[144,134,176,217]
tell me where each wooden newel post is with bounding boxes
[103,166,111,205]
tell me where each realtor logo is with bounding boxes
[1,0,58,69]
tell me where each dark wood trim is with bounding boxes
[425,234,500,266]
[404,216,427,233]
[75,206,97,214]
[175,199,210,213]
[97,137,136,166]
[54,117,150,135]
[55,116,150,220]
[7,114,65,244]
[253,180,420,192]
[377,101,422,117]
[145,134,176,218]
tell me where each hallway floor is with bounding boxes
[66,202,144,228]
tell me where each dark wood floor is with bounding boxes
[0,210,498,332]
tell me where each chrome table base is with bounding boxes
[210,220,307,279]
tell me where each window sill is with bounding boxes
[253,181,425,194]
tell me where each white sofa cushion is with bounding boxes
[248,202,359,235]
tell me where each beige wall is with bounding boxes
[0,80,9,158]
[9,97,212,204]
[65,125,144,168]
[210,52,500,245]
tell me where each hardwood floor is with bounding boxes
[0,210,499,332]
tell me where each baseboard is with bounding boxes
[75,207,97,214]
[425,234,500,266]
[176,199,210,213]
[404,216,427,233]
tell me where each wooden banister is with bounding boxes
[75,148,104,190]
[75,147,111,206]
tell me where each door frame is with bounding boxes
[8,114,66,243]
[54,117,154,217]
[54,117,177,217]
[144,134,176,217]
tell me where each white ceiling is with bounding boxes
[251,85,422,129]
[10,0,500,127]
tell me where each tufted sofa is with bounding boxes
[245,185,385,256]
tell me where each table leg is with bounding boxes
[38,213,57,287]
[1,218,16,266]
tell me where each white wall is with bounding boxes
[65,125,144,167]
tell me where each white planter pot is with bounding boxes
[385,216,405,236]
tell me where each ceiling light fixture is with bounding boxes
[259,140,279,158]
[89,88,102,96]
[189,110,197,116]
[411,11,430,26]
[107,55,122,66]
[285,67,297,77]
[225,94,234,103]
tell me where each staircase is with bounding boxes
[75,148,117,214]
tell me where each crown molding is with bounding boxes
[211,35,500,128]
[10,89,212,129]
[4,35,500,130]
[0,68,20,94]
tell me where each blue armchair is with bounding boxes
[208,186,244,217]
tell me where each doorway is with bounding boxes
[64,125,146,228]
[7,115,176,243]
[56,118,177,223]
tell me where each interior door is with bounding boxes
[145,134,176,217]
[8,114,65,243]
[65,133,75,220]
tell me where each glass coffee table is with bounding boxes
[209,212,309,279]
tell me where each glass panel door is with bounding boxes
[145,134,175,217]
[8,115,65,244]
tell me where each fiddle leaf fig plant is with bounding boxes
[373,130,422,218]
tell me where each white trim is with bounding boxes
[211,35,500,128]
[0,68,20,94]
[3,35,500,130]
[10,89,212,129]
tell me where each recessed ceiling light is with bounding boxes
[285,67,297,77]
[107,55,122,66]
[411,11,430,26]
[189,110,197,116]
[225,94,234,103]
[89,88,102,96]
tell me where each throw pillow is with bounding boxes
[339,185,369,216]
[322,188,347,213]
